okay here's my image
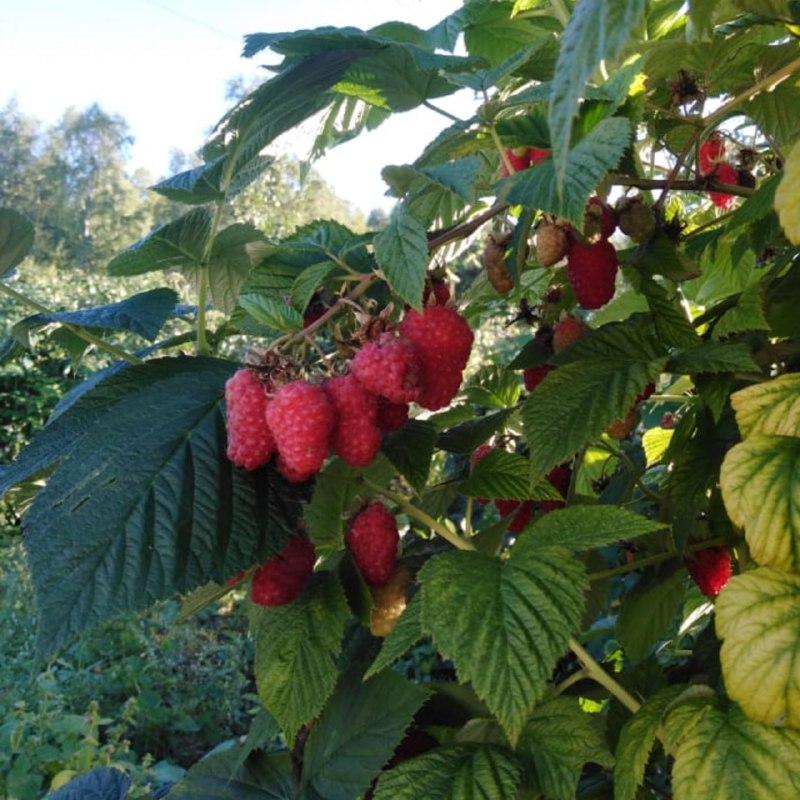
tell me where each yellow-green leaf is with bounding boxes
[716,567,800,728]
[775,139,800,245]
[720,433,800,571]
[731,374,800,438]
[642,427,673,467]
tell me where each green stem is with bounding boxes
[0,281,142,365]
[550,0,570,27]
[196,198,226,356]
[489,123,515,176]
[363,478,475,552]
[595,440,662,503]
[423,100,463,123]
[568,637,641,713]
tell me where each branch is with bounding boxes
[568,637,641,713]
[427,202,508,252]
[610,173,755,198]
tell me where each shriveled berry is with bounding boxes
[567,239,618,310]
[523,364,554,392]
[685,546,732,597]
[369,564,411,637]
[266,380,335,478]
[483,234,513,294]
[324,374,381,468]
[351,333,422,404]
[552,317,588,354]
[617,197,656,244]
[606,408,638,440]
[251,535,316,606]
[536,220,570,266]
[347,502,400,587]
[225,368,276,470]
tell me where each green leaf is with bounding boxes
[209,224,272,315]
[13,288,178,343]
[503,117,632,225]
[418,157,479,202]
[464,450,561,503]
[0,208,35,276]
[517,695,613,800]
[664,700,800,799]
[374,744,521,800]
[23,357,304,661]
[301,669,429,800]
[528,506,665,550]
[420,542,586,744]
[730,373,800,438]
[632,231,701,282]
[149,158,226,205]
[239,294,304,333]
[616,573,685,665]
[365,593,424,680]
[613,685,688,800]
[374,208,428,309]
[253,574,349,744]
[47,767,131,800]
[437,409,515,454]
[107,208,212,276]
[716,567,800,728]
[464,1,549,66]
[548,0,645,190]
[668,340,758,375]
[382,420,437,493]
[291,261,338,314]
[720,433,800,572]
[713,283,770,339]
[463,364,521,410]
[639,278,702,349]
[642,427,674,467]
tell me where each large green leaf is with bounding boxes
[107,209,212,276]
[730,373,800,439]
[301,669,429,800]
[150,158,226,205]
[528,506,665,550]
[209,224,272,315]
[503,117,631,225]
[437,409,515,454]
[253,574,349,745]
[419,542,586,745]
[664,700,800,799]
[374,744,521,800]
[373,208,428,309]
[668,340,758,375]
[23,357,304,661]
[613,685,688,800]
[0,208,35,276]
[517,695,612,800]
[548,0,645,190]
[463,450,561,503]
[382,420,437,493]
[12,288,178,343]
[720,433,800,572]
[716,567,800,728]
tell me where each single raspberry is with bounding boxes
[399,307,474,411]
[662,412,676,429]
[324,374,381,468]
[483,234,513,294]
[685,546,732,598]
[567,239,618,310]
[617,197,656,244]
[523,364,554,392]
[225,368,276,470]
[346,501,399,587]
[250,535,316,606]
[508,500,534,533]
[275,453,316,484]
[552,317,587,354]
[369,564,411,637]
[501,146,530,176]
[699,133,725,176]
[536,220,570,266]
[266,380,335,478]
[528,147,551,165]
[584,197,616,241]
[495,498,521,518]
[710,162,738,209]
[424,280,451,307]
[606,407,638,440]
[351,333,422,405]
[376,398,409,433]
[540,464,571,513]
[470,444,494,505]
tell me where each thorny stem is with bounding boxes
[362,478,476,552]
[568,637,642,714]
[0,281,143,365]
[423,100,463,123]
[427,202,509,252]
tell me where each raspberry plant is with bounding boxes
[3,1,800,798]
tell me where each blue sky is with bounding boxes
[2,0,470,212]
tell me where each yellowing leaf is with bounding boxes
[720,433,800,571]
[775,139,800,245]
[642,427,673,466]
[715,567,800,728]
[731,373,800,438]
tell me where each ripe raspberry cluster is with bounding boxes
[698,133,740,209]
[500,146,551,176]
[225,304,474,483]
[250,534,316,606]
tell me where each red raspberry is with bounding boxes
[710,162,738,209]
[636,382,656,405]
[225,368,276,470]
[523,364,554,392]
[699,133,725,176]
[251,535,316,606]
[552,317,587,354]
[275,453,315,484]
[324,374,381,468]
[501,146,530,176]
[495,498,521,518]
[528,147,550,165]
[376,398,409,433]
[399,307,474,411]
[540,465,571,514]
[266,380,335,479]
[351,333,422,405]
[567,239,618,310]
[424,280,451,307]
[662,412,676,429]
[346,502,399,587]
[508,500,534,533]
[685,546,732,598]
[584,197,616,241]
